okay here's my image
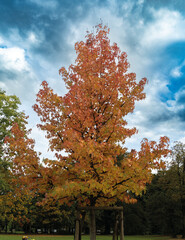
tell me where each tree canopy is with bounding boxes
[33,24,170,207]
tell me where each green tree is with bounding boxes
[123,198,147,235]
[0,88,25,193]
[170,142,185,237]
[145,171,182,236]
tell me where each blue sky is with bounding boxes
[1,0,185,158]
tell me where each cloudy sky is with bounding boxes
[1,0,185,158]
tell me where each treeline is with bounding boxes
[1,143,185,237]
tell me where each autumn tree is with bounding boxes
[3,120,70,233]
[2,122,43,232]
[33,24,170,239]
[0,90,66,233]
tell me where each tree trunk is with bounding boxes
[81,211,86,235]
[120,210,124,240]
[5,219,7,233]
[75,211,81,240]
[113,213,118,240]
[182,207,185,239]
[90,208,96,240]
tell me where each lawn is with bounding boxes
[0,235,172,240]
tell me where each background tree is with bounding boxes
[0,89,31,232]
[144,172,182,237]
[0,89,25,193]
[3,120,75,234]
[1,122,43,233]
[167,142,185,237]
[123,197,147,235]
[33,24,170,240]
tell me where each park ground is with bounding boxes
[0,235,180,240]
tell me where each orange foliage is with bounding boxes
[33,24,170,206]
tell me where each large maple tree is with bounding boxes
[34,24,169,206]
[33,24,169,238]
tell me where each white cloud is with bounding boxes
[171,66,182,78]
[1,28,44,56]
[0,47,29,72]
[143,8,185,47]
[0,46,40,104]
[170,60,185,78]
[28,32,40,45]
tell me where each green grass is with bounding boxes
[0,235,172,240]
